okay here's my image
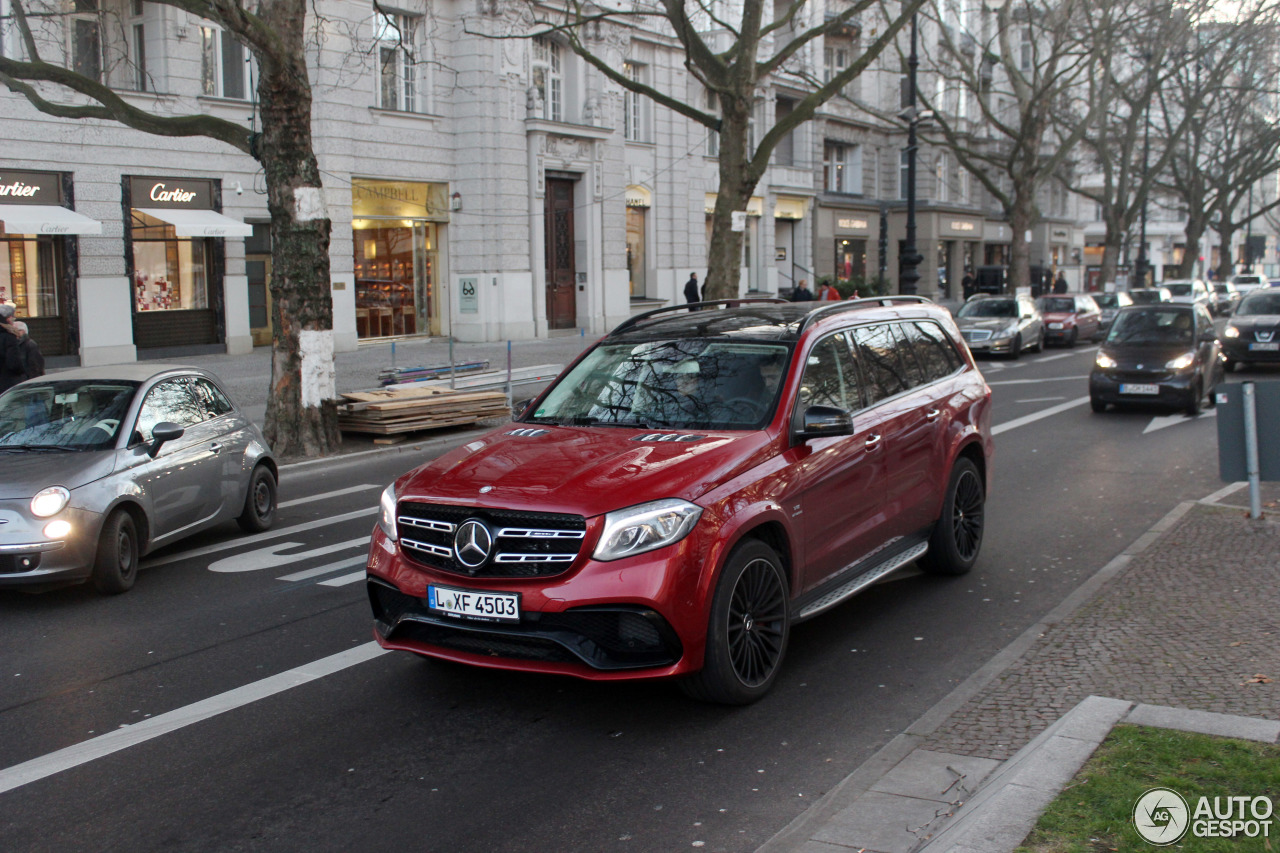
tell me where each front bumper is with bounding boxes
[960,332,1017,354]
[1089,369,1198,408]
[1044,324,1077,343]
[1222,338,1280,364]
[0,503,103,588]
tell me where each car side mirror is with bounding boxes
[797,405,854,440]
[148,422,185,458]
[512,398,534,420]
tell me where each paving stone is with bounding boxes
[918,783,1058,853]
[814,792,958,853]
[869,751,1000,803]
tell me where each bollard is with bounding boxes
[1243,382,1262,519]
[506,340,513,408]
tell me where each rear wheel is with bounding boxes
[681,540,789,705]
[919,458,984,576]
[1033,330,1045,352]
[237,465,278,533]
[92,510,139,595]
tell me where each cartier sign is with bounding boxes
[129,176,214,210]
[0,170,63,205]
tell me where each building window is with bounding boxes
[128,0,146,92]
[935,152,949,202]
[69,0,102,82]
[775,97,795,166]
[623,61,645,141]
[201,26,249,99]
[131,211,210,313]
[532,36,562,122]
[626,206,646,296]
[1020,28,1032,71]
[824,45,849,83]
[375,11,423,113]
[705,88,719,156]
[825,142,862,194]
[961,168,971,204]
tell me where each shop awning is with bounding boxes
[0,204,103,235]
[135,208,253,238]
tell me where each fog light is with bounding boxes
[44,520,72,539]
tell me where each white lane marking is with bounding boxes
[0,642,388,796]
[279,484,379,509]
[1033,347,1098,363]
[278,556,367,582]
[1016,397,1067,404]
[318,571,367,588]
[992,396,1091,435]
[141,507,376,570]
[1202,481,1248,504]
[1143,408,1217,434]
[208,537,369,574]
[988,375,1088,386]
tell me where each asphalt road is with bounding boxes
[0,345,1250,853]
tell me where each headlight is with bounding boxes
[593,499,702,562]
[44,520,72,539]
[378,483,398,541]
[30,486,70,518]
[1165,352,1196,370]
[1224,325,1240,338]
[1095,352,1118,369]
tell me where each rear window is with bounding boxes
[1164,283,1192,296]
[1038,297,1075,313]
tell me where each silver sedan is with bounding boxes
[0,364,277,594]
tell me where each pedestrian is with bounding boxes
[12,321,44,379]
[816,280,840,301]
[1053,272,1068,294]
[0,303,29,393]
[684,272,700,311]
[790,279,814,302]
[961,269,975,299]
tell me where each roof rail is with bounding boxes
[796,295,934,336]
[608,297,789,336]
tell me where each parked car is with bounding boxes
[1036,293,1102,346]
[1211,281,1241,316]
[1161,279,1212,312]
[366,298,994,704]
[1221,288,1280,371]
[1089,303,1223,415]
[955,294,1044,358]
[0,365,278,593]
[1093,291,1134,335]
[1230,272,1269,296]
[1127,287,1172,305]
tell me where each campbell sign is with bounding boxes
[128,176,214,210]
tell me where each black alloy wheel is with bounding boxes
[919,457,984,576]
[681,539,790,705]
[92,510,139,594]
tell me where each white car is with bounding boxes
[1230,272,1269,296]
[1161,279,1212,311]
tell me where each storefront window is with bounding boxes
[130,210,209,312]
[0,236,58,316]
[354,220,435,337]
[835,239,866,281]
[626,206,646,297]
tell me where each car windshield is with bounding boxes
[1236,293,1280,316]
[1106,309,1195,346]
[1233,275,1263,285]
[1129,290,1164,304]
[957,300,1016,318]
[1038,297,1075,313]
[1163,283,1193,296]
[0,380,139,450]
[528,340,792,430]
[1095,295,1122,309]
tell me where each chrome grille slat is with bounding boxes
[494,553,577,564]
[497,527,586,540]
[400,537,452,558]
[399,516,455,534]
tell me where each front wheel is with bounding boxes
[919,458,984,576]
[92,510,139,594]
[1090,395,1107,413]
[237,465,278,533]
[1186,381,1202,417]
[1067,327,1079,348]
[1009,334,1022,360]
[681,540,790,705]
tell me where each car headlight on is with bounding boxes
[31,486,70,518]
[378,483,398,541]
[593,499,703,562]
[1224,325,1240,338]
[44,520,72,539]
[1095,352,1118,369]
[1165,352,1196,370]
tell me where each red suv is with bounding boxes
[366,298,993,703]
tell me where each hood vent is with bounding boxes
[505,428,550,437]
[632,433,705,443]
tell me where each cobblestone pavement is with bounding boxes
[925,490,1280,762]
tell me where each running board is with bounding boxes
[796,541,929,621]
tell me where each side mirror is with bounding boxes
[797,405,854,440]
[512,398,534,420]
[148,422,185,458]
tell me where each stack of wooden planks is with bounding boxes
[337,385,510,436]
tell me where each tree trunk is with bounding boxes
[1215,223,1237,282]
[702,100,755,301]
[1176,214,1208,279]
[1008,191,1034,293]
[257,0,339,458]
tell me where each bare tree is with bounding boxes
[0,0,338,458]
[472,0,925,300]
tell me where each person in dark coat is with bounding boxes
[790,279,814,302]
[12,321,44,379]
[684,272,700,310]
[0,304,29,393]
[1053,272,1068,294]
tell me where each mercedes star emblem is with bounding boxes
[454,519,494,571]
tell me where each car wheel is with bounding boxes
[1186,381,1202,417]
[1067,328,1079,348]
[1034,330,1046,352]
[1224,357,1237,373]
[681,539,789,705]
[1090,395,1107,413]
[1010,334,1022,360]
[237,465,278,533]
[919,457,984,576]
[92,510,139,595]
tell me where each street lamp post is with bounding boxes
[900,13,923,295]
[1134,113,1151,288]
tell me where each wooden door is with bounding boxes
[544,178,577,329]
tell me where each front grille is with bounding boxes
[0,553,40,575]
[961,329,992,342]
[1112,370,1174,383]
[397,501,587,578]
[369,579,682,670]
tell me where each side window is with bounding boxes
[851,324,909,405]
[189,377,234,419]
[904,321,958,382]
[134,379,205,443]
[887,323,927,389]
[796,333,862,413]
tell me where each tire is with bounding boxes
[1033,330,1045,353]
[1067,327,1079,348]
[237,465,278,533]
[1224,357,1237,373]
[1090,395,1107,413]
[92,510,139,595]
[1009,334,1022,360]
[919,458,984,576]
[1186,381,1202,417]
[681,540,790,705]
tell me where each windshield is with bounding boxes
[1129,290,1164,304]
[528,340,792,430]
[0,380,139,450]
[1237,293,1280,316]
[1038,297,1075,313]
[1095,295,1121,309]
[958,300,1016,319]
[1106,309,1195,346]
[1163,283,1193,296]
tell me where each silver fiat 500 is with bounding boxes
[0,364,277,594]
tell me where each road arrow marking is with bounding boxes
[208,536,369,573]
[1143,408,1217,435]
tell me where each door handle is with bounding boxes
[209,442,222,454]
[864,433,882,449]
[925,409,941,421]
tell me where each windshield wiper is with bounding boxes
[0,443,80,452]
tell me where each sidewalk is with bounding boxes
[759,483,1280,853]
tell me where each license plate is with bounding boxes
[1120,383,1160,395]
[1249,342,1279,351]
[428,584,520,623]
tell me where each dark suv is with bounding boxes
[366,298,994,704]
